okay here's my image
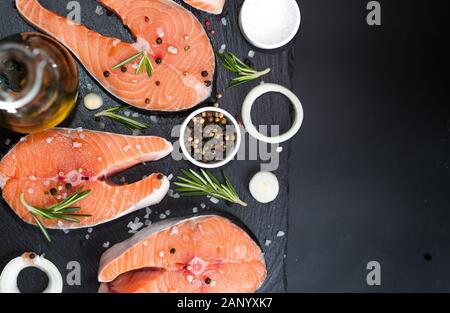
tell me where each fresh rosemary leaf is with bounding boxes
[112,51,144,70]
[95,106,149,131]
[217,51,271,88]
[20,189,92,242]
[113,51,154,78]
[174,169,247,207]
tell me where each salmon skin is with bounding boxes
[0,128,173,229]
[98,215,267,293]
[184,0,226,14]
[15,0,215,111]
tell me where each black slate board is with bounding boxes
[0,0,295,293]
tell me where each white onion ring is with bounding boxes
[0,253,63,293]
[242,83,304,144]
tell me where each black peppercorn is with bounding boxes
[170,248,176,254]
[145,98,151,105]
[121,66,127,73]
[65,183,73,190]
[155,58,162,64]
[103,71,110,78]
[50,188,57,196]
[204,80,212,87]
[201,71,208,77]
[157,174,164,180]
[156,37,163,44]
[205,278,211,285]
[155,81,161,86]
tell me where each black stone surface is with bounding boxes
[288,0,450,292]
[0,0,293,293]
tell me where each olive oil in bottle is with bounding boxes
[0,32,78,133]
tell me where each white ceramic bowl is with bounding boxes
[239,0,301,50]
[179,107,242,169]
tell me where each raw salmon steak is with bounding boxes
[98,215,267,293]
[0,128,173,229]
[184,0,226,14]
[15,0,215,111]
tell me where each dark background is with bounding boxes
[288,0,450,292]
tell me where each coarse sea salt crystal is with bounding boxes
[159,251,165,258]
[4,138,11,145]
[87,228,93,234]
[20,137,27,142]
[265,240,272,246]
[165,210,171,216]
[85,234,90,240]
[221,17,227,26]
[168,46,178,54]
[123,145,131,152]
[200,203,206,209]
[46,137,54,144]
[170,226,179,236]
[276,146,283,153]
[95,5,104,15]
[135,144,142,150]
[219,44,226,54]
[192,207,198,213]
[145,220,152,226]
[186,275,194,283]
[102,242,110,248]
[277,231,285,237]
[63,229,70,234]
[159,213,167,220]
[248,50,256,58]
[73,142,82,148]
[167,174,173,181]
[157,27,165,37]
[144,208,152,219]
[28,188,34,194]
[209,197,219,204]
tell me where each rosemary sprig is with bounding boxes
[113,51,154,77]
[217,51,271,88]
[174,169,247,207]
[95,106,149,131]
[20,189,92,242]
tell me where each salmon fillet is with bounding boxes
[0,128,173,229]
[184,0,226,14]
[15,0,215,111]
[98,215,267,293]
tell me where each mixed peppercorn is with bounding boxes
[184,111,237,163]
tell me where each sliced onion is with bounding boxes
[83,93,103,111]
[0,252,63,293]
[249,172,280,203]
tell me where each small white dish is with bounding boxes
[179,107,242,169]
[239,0,301,50]
[241,83,304,144]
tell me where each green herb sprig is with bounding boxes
[113,51,154,77]
[174,169,247,207]
[217,51,271,88]
[95,106,149,131]
[20,189,92,242]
